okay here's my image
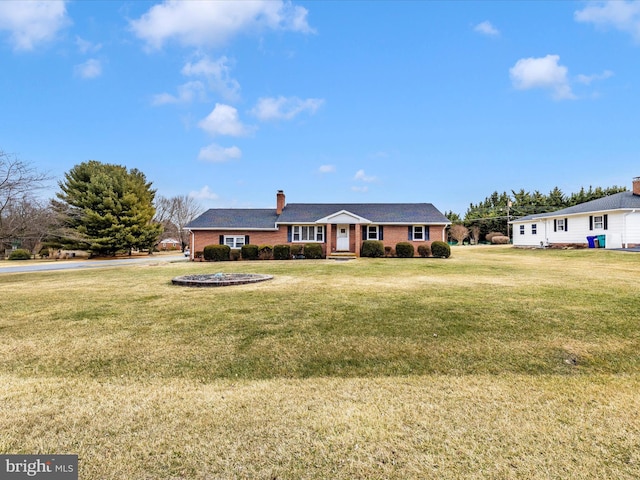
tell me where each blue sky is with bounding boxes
[1,1,639,216]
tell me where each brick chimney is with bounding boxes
[276,190,286,214]
[634,177,640,196]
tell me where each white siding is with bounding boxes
[513,211,637,248]
[512,220,546,247]
[624,212,640,246]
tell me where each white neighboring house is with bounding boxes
[511,177,640,249]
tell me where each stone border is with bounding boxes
[171,273,273,287]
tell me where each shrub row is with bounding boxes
[360,240,450,259]
[201,241,451,262]
[201,243,324,261]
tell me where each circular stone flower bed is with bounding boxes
[171,273,273,287]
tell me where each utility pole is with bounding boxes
[506,200,512,243]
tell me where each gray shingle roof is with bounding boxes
[186,209,279,229]
[277,203,450,224]
[186,203,450,229]
[513,191,640,222]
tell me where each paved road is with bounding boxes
[0,253,187,274]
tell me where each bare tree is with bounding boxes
[448,224,469,246]
[0,151,50,251]
[155,195,204,250]
[469,225,481,245]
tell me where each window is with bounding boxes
[532,224,537,235]
[224,236,245,248]
[292,225,324,242]
[367,225,379,240]
[519,225,525,235]
[412,226,428,241]
[557,219,566,231]
[593,215,604,229]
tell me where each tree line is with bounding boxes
[445,184,627,244]
[0,151,203,257]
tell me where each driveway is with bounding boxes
[0,253,186,274]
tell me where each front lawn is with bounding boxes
[1,247,638,479]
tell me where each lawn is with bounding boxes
[1,246,639,479]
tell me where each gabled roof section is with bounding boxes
[315,209,372,224]
[277,203,450,224]
[513,191,640,223]
[185,209,278,230]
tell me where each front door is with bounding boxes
[337,224,350,251]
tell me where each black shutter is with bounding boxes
[245,235,250,245]
[425,226,430,241]
[287,226,292,242]
[589,216,593,231]
[362,226,367,240]
[554,220,557,232]
[322,226,327,243]
[408,226,413,240]
[604,214,608,230]
[379,226,384,241]
[565,218,568,232]
[219,235,224,245]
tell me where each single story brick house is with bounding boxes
[511,177,640,249]
[185,190,450,259]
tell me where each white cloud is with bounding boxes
[152,81,206,106]
[189,185,219,201]
[198,144,242,163]
[575,1,640,41]
[74,59,102,79]
[318,164,335,174]
[351,186,369,193]
[75,35,101,54]
[130,0,313,50]
[198,103,251,137]
[181,55,240,102]
[509,54,575,100]
[0,0,70,51]
[251,96,324,121]
[474,21,499,36]
[354,169,376,182]
[576,70,614,85]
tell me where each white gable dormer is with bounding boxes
[315,209,371,224]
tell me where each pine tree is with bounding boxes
[56,161,163,256]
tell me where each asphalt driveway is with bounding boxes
[0,253,186,274]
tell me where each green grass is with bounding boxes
[1,246,639,478]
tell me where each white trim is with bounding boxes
[315,210,371,224]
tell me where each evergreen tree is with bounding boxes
[56,161,163,256]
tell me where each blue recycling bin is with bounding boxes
[587,236,596,248]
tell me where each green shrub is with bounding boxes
[395,242,415,258]
[290,244,304,258]
[361,240,384,258]
[431,241,451,258]
[241,244,259,260]
[8,249,32,260]
[203,244,230,261]
[273,244,291,260]
[38,246,50,258]
[417,244,431,258]
[303,243,323,259]
[258,245,273,260]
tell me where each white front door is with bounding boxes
[337,224,350,251]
